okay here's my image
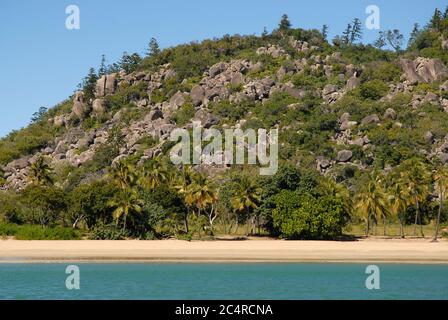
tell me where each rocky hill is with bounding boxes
[1,10,448,239]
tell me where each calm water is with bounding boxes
[0,263,447,300]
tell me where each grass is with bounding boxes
[344,223,446,238]
[0,223,81,240]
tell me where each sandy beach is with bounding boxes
[0,238,447,263]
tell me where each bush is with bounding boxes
[89,223,129,240]
[0,224,80,240]
[357,80,389,100]
[272,190,347,239]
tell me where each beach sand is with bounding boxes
[0,238,448,263]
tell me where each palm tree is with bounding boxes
[109,161,136,190]
[231,175,262,235]
[186,174,218,222]
[388,182,409,238]
[107,188,142,231]
[354,172,389,237]
[320,178,352,217]
[400,159,430,237]
[172,166,197,233]
[433,166,448,242]
[29,156,53,186]
[138,158,168,191]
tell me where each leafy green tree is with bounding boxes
[430,8,443,31]
[138,158,168,191]
[272,190,346,239]
[31,107,48,123]
[408,23,421,48]
[172,166,197,233]
[386,29,404,52]
[342,23,352,45]
[373,31,386,49]
[29,156,53,186]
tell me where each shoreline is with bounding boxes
[1,238,448,264]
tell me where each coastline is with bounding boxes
[1,238,448,264]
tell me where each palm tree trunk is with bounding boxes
[184,213,189,233]
[383,216,387,236]
[433,192,443,242]
[413,197,419,236]
[365,216,370,237]
[399,215,405,239]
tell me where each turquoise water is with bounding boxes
[0,263,447,300]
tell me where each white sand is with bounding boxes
[0,238,447,263]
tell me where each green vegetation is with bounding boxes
[1,10,448,240]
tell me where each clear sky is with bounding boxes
[0,0,446,137]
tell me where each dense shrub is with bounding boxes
[272,191,348,239]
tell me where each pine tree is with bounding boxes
[430,8,442,31]
[321,24,329,41]
[408,23,420,48]
[278,14,292,32]
[342,23,352,45]
[31,106,48,123]
[261,26,268,39]
[82,67,98,101]
[147,38,161,57]
[119,52,142,73]
[350,18,363,43]
[98,54,108,77]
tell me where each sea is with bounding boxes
[0,263,447,300]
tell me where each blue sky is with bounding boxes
[0,0,446,137]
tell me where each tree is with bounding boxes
[319,178,352,218]
[108,188,142,231]
[138,158,168,191]
[433,166,448,242]
[261,26,269,39]
[342,23,352,45]
[29,156,53,186]
[350,18,363,43]
[400,159,430,237]
[430,8,443,31]
[231,175,261,235]
[373,31,386,49]
[321,24,329,41]
[408,23,421,48]
[172,166,197,233]
[387,180,409,238]
[354,172,389,237]
[278,14,292,33]
[82,67,98,101]
[147,38,161,57]
[118,52,142,73]
[31,106,48,123]
[98,54,108,77]
[185,174,218,234]
[386,29,404,52]
[109,161,136,190]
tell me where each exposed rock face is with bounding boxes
[399,58,448,84]
[96,74,117,97]
[346,76,360,90]
[170,91,186,109]
[336,150,353,162]
[256,45,287,58]
[72,91,90,119]
[361,114,380,125]
[193,109,220,128]
[92,98,106,116]
[384,108,397,120]
[190,85,205,106]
